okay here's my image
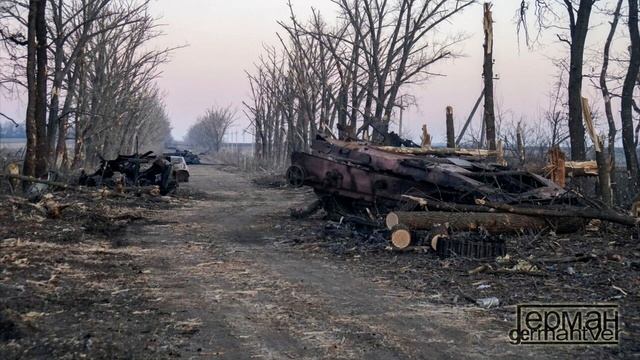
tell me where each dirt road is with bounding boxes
[118,165,580,359]
[3,164,629,358]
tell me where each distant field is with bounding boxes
[0,138,74,150]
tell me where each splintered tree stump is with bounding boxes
[390,224,413,250]
[386,211,581,234]
[428,224,449,250]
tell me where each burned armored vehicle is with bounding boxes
[287,136,584,216]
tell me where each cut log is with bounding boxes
[386,212,400,229]
[41,198,71,219]
[428,224,449,250]
[0,173,86,192]
[390,224,413,250]
[386,211,581,234]
[5,163,20,193]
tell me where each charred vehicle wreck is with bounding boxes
[79,151,177,195]
[287,136,636,257]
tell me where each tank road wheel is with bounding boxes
[286,165,306,188]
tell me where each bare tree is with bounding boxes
[621,0,640,187]
[0,0,175,175]
[518,0,598,161]
[245,0,475,170]
[24,0,38,178]
[483,2,496,150]
[545,63,570,148]
[187,106,235,153]
[598,0,623,188]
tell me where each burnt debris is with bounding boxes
[79,151,177,195]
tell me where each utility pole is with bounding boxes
[483,2,496,150]
[456,90,484,146]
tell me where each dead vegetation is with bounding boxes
[272,209,640,356]
[0,184,192,358]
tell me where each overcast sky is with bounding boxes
[0,1,621,143]
[149,0,583,142]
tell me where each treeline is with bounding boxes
[243,0,474,167]
[186,106,235,153]
[0,121,25,138]
[244,0,640,192]
[0,0,174,177]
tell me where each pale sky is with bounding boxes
[0,1,623,143]
[150,0,582,142]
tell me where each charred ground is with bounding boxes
[0,165,638,359]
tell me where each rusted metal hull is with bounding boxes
[288,137,582,215]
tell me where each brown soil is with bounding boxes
[1,165,638,359]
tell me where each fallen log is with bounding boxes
[386,211,582,234]
[4,195,71,219]
[374,146,497,157]
[475,199,638,227]
[0,173,156,198]
[401,195,635,227]
[0,173,89,193]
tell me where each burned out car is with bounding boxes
[79,151,178,195]
[163,149,200,165]
[167,156,190,183]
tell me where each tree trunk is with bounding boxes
[23,0,38,180]
[596,137,613,206]
[516,122,525,165]
[547,146,566,187]
[483,3,496,150]
[600,0,623,192]
[566,0,595,161]
[34,0,48,177]
[621,0,640,188]
[47,34,65,166]
[54,70,79,169]
[582,97,613,206]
